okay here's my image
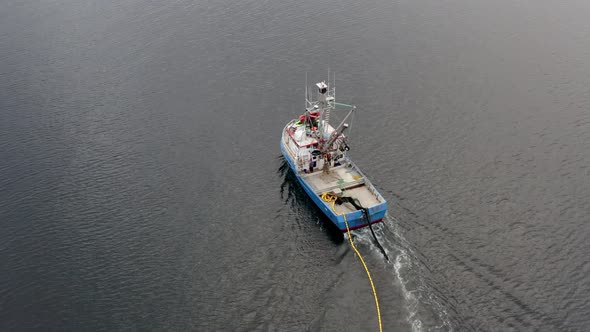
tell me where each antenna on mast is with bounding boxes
[333,71,335,104]
[305,72,309,109]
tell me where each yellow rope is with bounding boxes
[321,193,383,332]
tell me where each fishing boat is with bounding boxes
[280,78,387,232]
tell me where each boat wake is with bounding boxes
[351,213,453,332]
[278,156,452,330]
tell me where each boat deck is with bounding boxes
[302,164,363,193]
[301,164,382,214]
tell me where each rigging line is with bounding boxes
[348,107,354,140]
[333,101,355,108]
[337,196,389,261]
[321,193,384,332]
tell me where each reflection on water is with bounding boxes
[277,155,344,243]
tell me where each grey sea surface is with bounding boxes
[2,0,590,330]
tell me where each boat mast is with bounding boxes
[316,81,328,137]
[305,72,308,109]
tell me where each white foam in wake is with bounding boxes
[351,216,452,332]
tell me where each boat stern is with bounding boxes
[335,200,387,232]
[316,196,387,232]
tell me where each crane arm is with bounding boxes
[321,108,355,153]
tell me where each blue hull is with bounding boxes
[280,139,387,232]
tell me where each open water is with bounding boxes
[1,0,590,330]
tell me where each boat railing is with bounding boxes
[346,159,386,202]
